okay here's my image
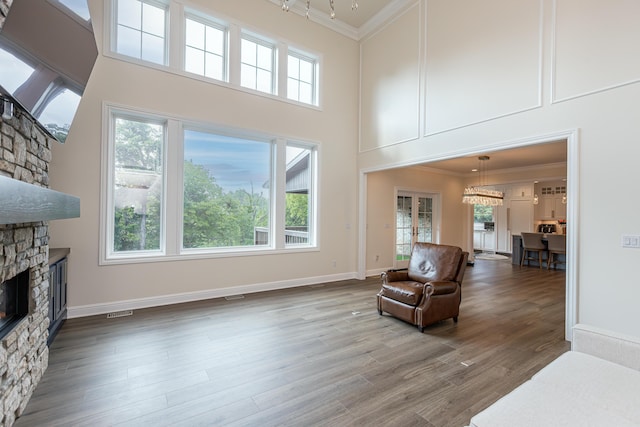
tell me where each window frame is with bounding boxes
[240,32,277,95]
[180,126,274,253]
[286,49,319,106]
[183,11,229,82]
[110,0,170,66]
[101,104,319,265]
[103,107,169,261]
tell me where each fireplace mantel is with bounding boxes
[0,175,80,224]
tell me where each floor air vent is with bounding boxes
[224,295,245,301]
[106,310,133,319]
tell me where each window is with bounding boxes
[240,35,275,94]
[106,1,321,105]
[182,130,271,250]
[49,0,91,22]
[103,107,317,262]
[184,15,227,81]
[115,0,167,65]
[285,145,313,245]
[37,88,82,143]
[110,115,165,255]
[473,204,493,223]
[0,47,34,93]
[287,52,316,105]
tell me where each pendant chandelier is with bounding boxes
[281,0,359,20]
[462,156,504,206]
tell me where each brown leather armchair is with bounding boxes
[377,242,469,332]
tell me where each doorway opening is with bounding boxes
[359,131,577,339]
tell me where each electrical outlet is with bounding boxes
[375,255,379,262]
[332,260,337,267]
[622,235,640,248]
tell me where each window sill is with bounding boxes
[99,245,320,266]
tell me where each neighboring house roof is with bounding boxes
[285,150,309,194]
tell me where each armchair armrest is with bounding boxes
[425,280,458,296]
[381,270,410,284]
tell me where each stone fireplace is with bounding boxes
[0,107,53,426]
[0,1,55,419]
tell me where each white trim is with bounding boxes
[357,170,367,280]
[67,271,357,318]
[565,129,579,340]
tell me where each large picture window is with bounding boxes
[110,115,165,254]
[182,130,271,249]
[103,107,317,263]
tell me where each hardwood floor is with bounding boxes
[15,259,569,427]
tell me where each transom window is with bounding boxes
[106,0,320,106]
[184,15,227,82]
[287,52,316,105]
[240,35,275,94]
[115,0,167,65]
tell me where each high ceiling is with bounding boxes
[296,0,395,28]
[275,1,568,179]
[422,140,568,176]
[270,0,402,36]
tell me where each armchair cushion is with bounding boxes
[380,281,424,305]
[407,243,463,283]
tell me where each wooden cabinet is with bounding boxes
[48,249,69,346]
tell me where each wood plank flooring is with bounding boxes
[15,259,569,427]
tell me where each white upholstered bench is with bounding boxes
[467,324,640,427]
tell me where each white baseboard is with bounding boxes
[67,271,358,319]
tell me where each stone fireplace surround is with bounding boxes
[1,1,56,421]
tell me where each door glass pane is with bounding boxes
[417,197,433,243]
[396,196,412,261]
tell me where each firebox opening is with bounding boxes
[0,269,29,340]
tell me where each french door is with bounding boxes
[395,191,439,269]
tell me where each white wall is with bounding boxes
[48,0,360,315]
[359,0,640,338]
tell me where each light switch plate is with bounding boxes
[622,235,640,248]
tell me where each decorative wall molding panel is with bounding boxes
[552,0,640,103]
